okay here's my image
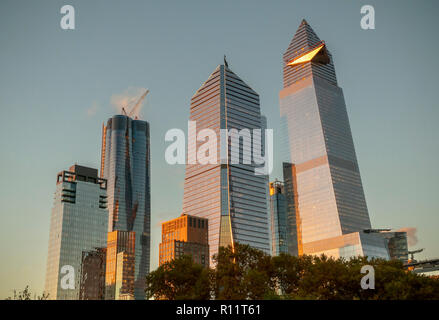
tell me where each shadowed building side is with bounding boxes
[269,181,288,256]
[79,248,106,300]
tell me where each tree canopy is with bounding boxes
[145,243,439,300]
[145,255,211,300]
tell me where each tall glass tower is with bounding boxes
[101,115,150,299]
[269,180,288,256]
[280,20,388,259]
[45,165,108,300]
[183,63,270,265]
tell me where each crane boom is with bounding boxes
[128,89,149,118]
[408,248,424,261]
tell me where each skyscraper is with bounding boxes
[104,230,135,300]
[101,115,151,299]
[79,248,106,300]
[261,115,272,254]
[269,181,288,256]
[159,214,209,268]
[45,165,108,300]
[282,163,300,256]
[279,20,388,259]
[182,63,270,265]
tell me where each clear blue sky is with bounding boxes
[1,0,438,297]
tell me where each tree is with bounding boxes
[281,255,439,300]
[212,243,275,299]
[145,255,211,300]
[145,243,439,300]
[5,286,49,300]
[271,253,311,297]
[354,258,439,300]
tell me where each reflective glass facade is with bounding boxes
[269,181,288,256]
[183,64,270,265]
[261,115,272,254]
[303,232,390,260]
[279,20,386,259]
[283,163,300,256]
[101,115,150,299]
[45,165,108,300]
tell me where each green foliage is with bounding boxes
[5,286,49,300]
[213,244,274,299]
[145,244,439,300]
[145,255,211,300]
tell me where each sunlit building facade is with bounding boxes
[269,181,288,256]
[101,115,151,299]
[302,231,389,259]
[104,230,135,300]
[279,20,388,260]
[45,165,108,300]
[159,214,209,268]
[182,64,270,265]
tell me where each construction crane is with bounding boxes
[408,248,424,262]
[121,89,149,119]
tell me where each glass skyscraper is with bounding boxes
[279,20,389,260]
[269,181,288,256]
[182,64,270,265]
[282,163,300,256]
[101,115,151,299]
[45,165,108,300]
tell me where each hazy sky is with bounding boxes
[1,0,438,297]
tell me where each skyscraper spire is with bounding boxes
[282,19,337,87]
[284,18,322,63]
